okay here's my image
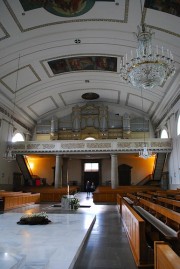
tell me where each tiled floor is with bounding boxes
[73,194,137,269]
[0,192,137,269]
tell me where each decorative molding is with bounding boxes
[11,138,172,154]
[61,142,85,149]
[87,142,111,148]
[1,65,41,93]
[0,22,10,41]
[3,0,128,33]
[0,106,30,131]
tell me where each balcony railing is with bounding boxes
[10,138,172,155]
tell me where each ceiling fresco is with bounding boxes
[144,0,180,17]
[48,56,117,74]
[19,0,114,17]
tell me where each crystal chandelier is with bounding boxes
[120,2,176,89]
[139,145,152,159]
[139,88,152,159]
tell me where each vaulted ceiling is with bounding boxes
[0,0,179,132]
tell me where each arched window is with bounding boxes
[12,132,25,142]
[161,129,168,138]
[85,137,96,140]
[177,114,180,136]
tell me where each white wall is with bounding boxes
[0,119,20,189]
[161,99,180,189]
[68,159,82,184]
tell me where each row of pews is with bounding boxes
[93,185,161,203]
[15,186,79,202]
[0,190,40,211]
[0,186,79,210]
[117,189,180,269]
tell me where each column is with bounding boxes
[62,157,68,186]
[54,155,62,188]
[25,132,31,141]
[111,154,118,189]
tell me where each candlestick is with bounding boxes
[67,185,69,197]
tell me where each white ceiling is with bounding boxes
[0,0,179,132]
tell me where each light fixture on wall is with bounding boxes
[120,0,176,89]
[139,87,152,159]
[3,55,21,161]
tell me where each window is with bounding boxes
[85,137,95,140]
[177,114,180,136]
[12,132,25,142]
[84,163,99,172]
[161,129,168,138]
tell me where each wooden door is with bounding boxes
[118,164,132,185]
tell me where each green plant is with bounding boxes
[69,197,80,210]
[17,212,51,225]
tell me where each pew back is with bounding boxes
[154,241,180,269]
[117,195,154,268]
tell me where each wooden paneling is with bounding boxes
[154,241,180,269]
[117,196,154,268]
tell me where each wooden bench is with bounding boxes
[20,186,78,202]
[120,198,154,268]
[137,192,154,201]
[156,197,180,212]
[137,198,180,231]
[133,206,179,241]
[133,205,180,256]
[117,195,134,214]
[123,196,134,205]
[126,193,140,203]
[152,190,180,200]
[0,192,40,211]
[93,186,160,203]
[154,241,180,269]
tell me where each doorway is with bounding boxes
[81,160,101,191]
[118,164,132,185]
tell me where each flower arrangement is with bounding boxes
[69,197,80,210]
[17,212,51,225]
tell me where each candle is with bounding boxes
[67,185,69,196]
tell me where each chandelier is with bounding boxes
[3,55,21,161]
[139,88,152,159]
[139,145,152,159]
[120,2,176,89]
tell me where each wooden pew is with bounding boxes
[126,193,139,203]
[20,186,78,202]
[117,194,154,268]
[0,192,40,211]
[152,190,180,199]
[137,192,154,201]
[123,196,134,206]
[117,195,134,214]
[93,186,160,203]
[134,191,180,212]
[133,206,179,241]
[156,197,180,212]
[133,198,180,256]
[154,241,180,269]
[137,198,180,231]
